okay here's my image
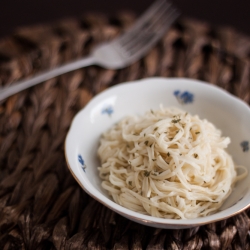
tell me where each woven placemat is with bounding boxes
[0,12,250,249]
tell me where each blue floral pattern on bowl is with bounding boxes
[101,105,114,116]
[174,90,194,104]
[240,141,249,152]
[78,154,86,172]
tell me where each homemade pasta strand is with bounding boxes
[98,106,247,219]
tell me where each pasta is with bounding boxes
[97,106,247,219]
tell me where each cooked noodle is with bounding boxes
[97,106,247,219]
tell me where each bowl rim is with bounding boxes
[65,77,250,228]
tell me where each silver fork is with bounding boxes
[0,0,179,101]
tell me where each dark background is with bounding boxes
[1,0,250,39]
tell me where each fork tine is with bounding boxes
[125,10,179,57]
[114,1,179,58]
[128,0,170,30]
[120,1,177,49]
[140,4,176,34]
[117,0,171,44]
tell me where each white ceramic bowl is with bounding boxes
[65,77,250,229]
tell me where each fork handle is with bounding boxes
[0,56,96,102]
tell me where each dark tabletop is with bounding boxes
[1,2,250,249]
[1,0,250,38]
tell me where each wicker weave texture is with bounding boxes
[0,13,250,249]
